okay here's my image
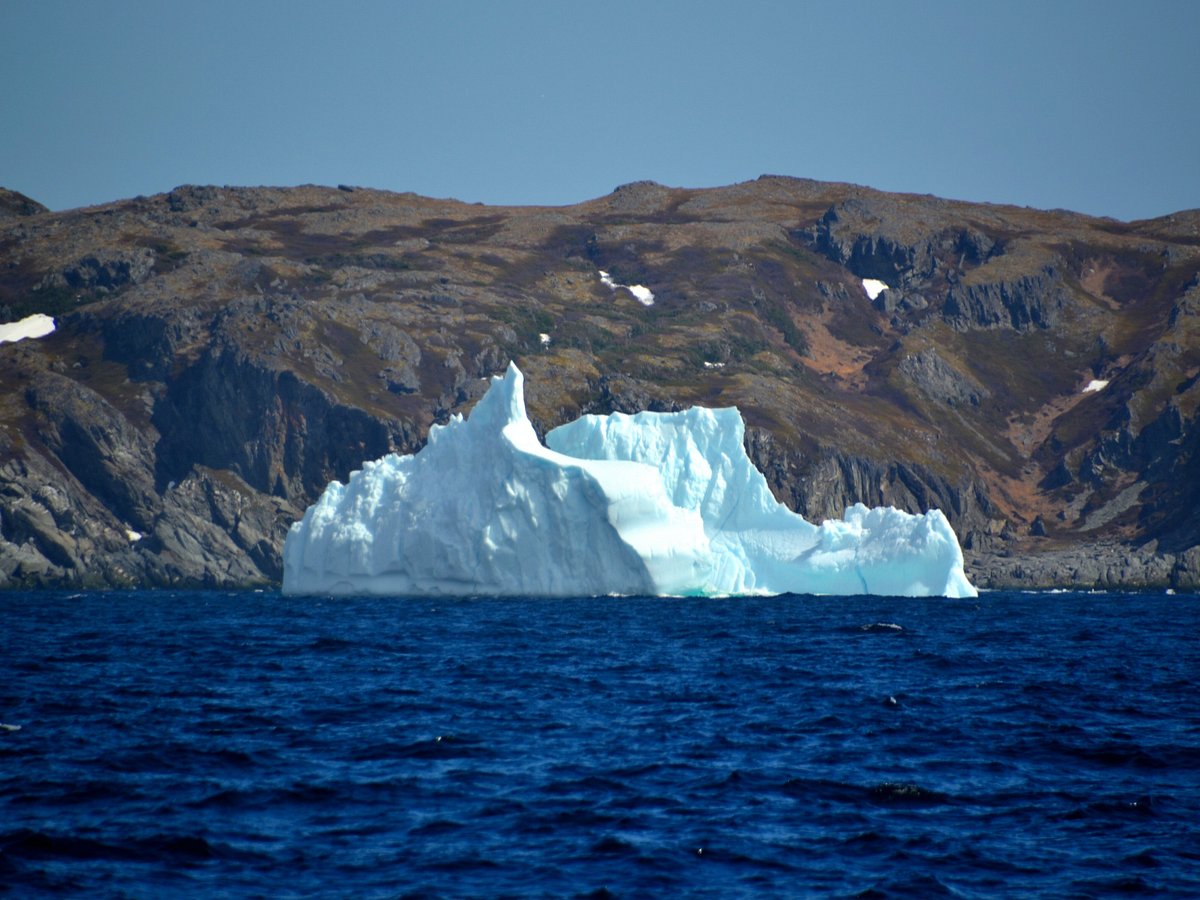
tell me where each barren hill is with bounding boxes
[1,177,1197,589]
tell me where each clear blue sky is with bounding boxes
[3,0,1198,220]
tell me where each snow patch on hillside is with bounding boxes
[862,279,889,301]
[0,314,55,345]
[599,270,655,306]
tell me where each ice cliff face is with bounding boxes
[283,363,976,598]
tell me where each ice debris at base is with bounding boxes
[862,279,889,301]
[598,270,655,306]
[0,314,55,345]
[283,363,977,598]
[1082,379,1109,393]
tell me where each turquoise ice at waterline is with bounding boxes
[283,363,976,598]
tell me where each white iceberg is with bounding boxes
[282,363,976,598]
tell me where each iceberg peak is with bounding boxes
[283,363,977,598]
[461,360,528,431]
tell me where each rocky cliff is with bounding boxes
[1,178,1197,590]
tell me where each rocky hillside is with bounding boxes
[1,178,1197,590]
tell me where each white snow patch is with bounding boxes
[0,314,56,345]
[1083,379,1109,394]
[703,361,725,369]
[862,279,889,301]
[627,284,655,306]
[598,270,654,306]
[283,361,977,599]
[125,530,142,542]
[538,333,551,346]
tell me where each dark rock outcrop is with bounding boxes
[898,349,990,407]
[48,248,158,293]
[969,542,1200,592]
[150,346,406,504]
[25,371,159,531]
[810,198,945,280]
[943,266,1067,331]
[807,196,1000,285]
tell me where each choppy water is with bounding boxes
[1,590,1198,897]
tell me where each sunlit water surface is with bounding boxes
[2,590,1197,897]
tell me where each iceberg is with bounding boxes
[282,363,977,598]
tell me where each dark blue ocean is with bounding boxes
[1,590,1197,897]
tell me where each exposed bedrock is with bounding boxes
[151,346,408,505]
[942,266,1067,331]
[25,370,159,532]
[969,543,1200,592]
[898,349,990,407]
[808,197,997,283]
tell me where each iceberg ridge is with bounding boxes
[282,363,977,598]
